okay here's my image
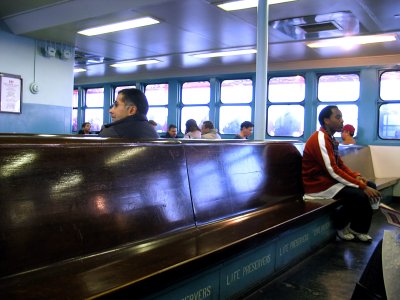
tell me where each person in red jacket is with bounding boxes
[302,105,381,242]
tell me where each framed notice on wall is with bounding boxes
[0,73,22,113]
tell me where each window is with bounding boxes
[318,74,360,102]
[72,89,78,132]
[145,83,169,132]
[267,76,305,137]
[379,71,400,139]
[85,88,104,132]
[180,81,210,133]
[317,74,359,138]
[219,79,253,134]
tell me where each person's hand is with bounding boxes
[363,186,381,203]
[356,175,368,184]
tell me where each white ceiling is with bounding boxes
[1,0,400,83]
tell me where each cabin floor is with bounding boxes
[243,199,400,300]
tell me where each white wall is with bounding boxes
[0,30,74,133]
[370,146,400,178]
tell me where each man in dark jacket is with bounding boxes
[99,88,159,139]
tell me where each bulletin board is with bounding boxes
[0,73,22,113]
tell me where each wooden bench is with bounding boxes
[0,135,338,299]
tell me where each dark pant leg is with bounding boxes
[333,186,373,233]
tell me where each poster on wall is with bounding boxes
[0,73,22,113]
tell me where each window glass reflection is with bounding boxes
[85,108,103,132]
[145,83,168,105]
[379,103,400,139]
[318,74,359,102]
[268,105,304,137]
[268,76,305,103]
[182,81,210,104]
[86,88,104,107]
[147,107,168,132]
[221,79,252,104]
[380,71,400,101]
[219,106,252,134]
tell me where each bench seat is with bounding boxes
[0,198,336,299]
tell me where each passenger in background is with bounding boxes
[201,121,221,139]
[341,124,356,145]
[162,124,178,138]
[98,88,159,139]
[302,105,381,243]
[234,121,254,139]
[184,119,202,139]
[78,122,91,134]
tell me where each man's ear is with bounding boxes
[127,105,137,115]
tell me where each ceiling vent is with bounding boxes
[74,50,113,66]
[297,21,342,34]
[270,11,365,40]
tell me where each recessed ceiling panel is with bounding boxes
[270,11,366,40]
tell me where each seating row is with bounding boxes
[0,135,342,299]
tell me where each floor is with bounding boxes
[243,201,400,300]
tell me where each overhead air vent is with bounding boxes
[270,11,366,40]
[297,21,342,34]
[74,50,113,66]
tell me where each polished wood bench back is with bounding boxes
[0,136,194,277]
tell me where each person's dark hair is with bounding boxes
[118,88,149,115]
[202,120,214,129]
[185,119,200,134]
[168,124,177,130]
[81,122,90,128]
[240,121,254,130]
[318,105,338,127]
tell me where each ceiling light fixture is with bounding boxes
[78,17,159,36]
[192,49,257,58]
[307,34,397,48]
[74,68,86,73]
[110,59,161,68]
[217,0,296,11]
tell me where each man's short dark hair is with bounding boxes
[240,121,254,130]
[202,121,214,129]
[81,122,90,128]
[318,105,338,127]
[168,124,177,130]
[118,88,149,115]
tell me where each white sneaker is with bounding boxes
[337,226,355,241]
[348,228,372,243]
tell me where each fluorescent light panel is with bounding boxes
[193,49,257,58]
[218,0,296,11]
[110,59,161,68]
[307,34,397,48]
[74,68,86,73]
[78,17,159,36]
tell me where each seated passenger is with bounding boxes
[302,106,381,243]
[98,88,159,139]
[78,122,91,134]
[184,119,201,139]
[234,121,254,139]
[201,121,221,139]
[341,124,356,145]
[162,124,178,138]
